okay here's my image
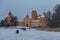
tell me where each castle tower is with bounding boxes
[41,12,47,18]
[6,11,13,24]
[31,10,38,20]
[7,11,13,18]
[24,15,31,27]
[40,12,48,26]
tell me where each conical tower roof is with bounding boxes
[41,12,47,17]
[7,11,13,17]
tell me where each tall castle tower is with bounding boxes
[6,11,13,24]
[31,10,37,20]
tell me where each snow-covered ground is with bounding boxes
[0,26,60,40]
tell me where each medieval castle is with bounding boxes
[6,10,48,27]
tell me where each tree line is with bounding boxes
[47,4,60,28]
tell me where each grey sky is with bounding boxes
[0,0,60,20]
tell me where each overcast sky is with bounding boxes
[0,0,60,20]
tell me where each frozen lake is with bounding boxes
[0,26,60,40]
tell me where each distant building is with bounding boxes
[18,10,48,27]
[6,10,48,27]
[31,12,48,27]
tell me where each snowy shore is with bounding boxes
[0,26,60,40]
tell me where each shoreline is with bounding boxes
[35,27,60,32]
[0,26,60,32]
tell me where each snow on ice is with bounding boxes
[0,26,60,40]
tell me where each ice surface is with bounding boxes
[0,26,60,40]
